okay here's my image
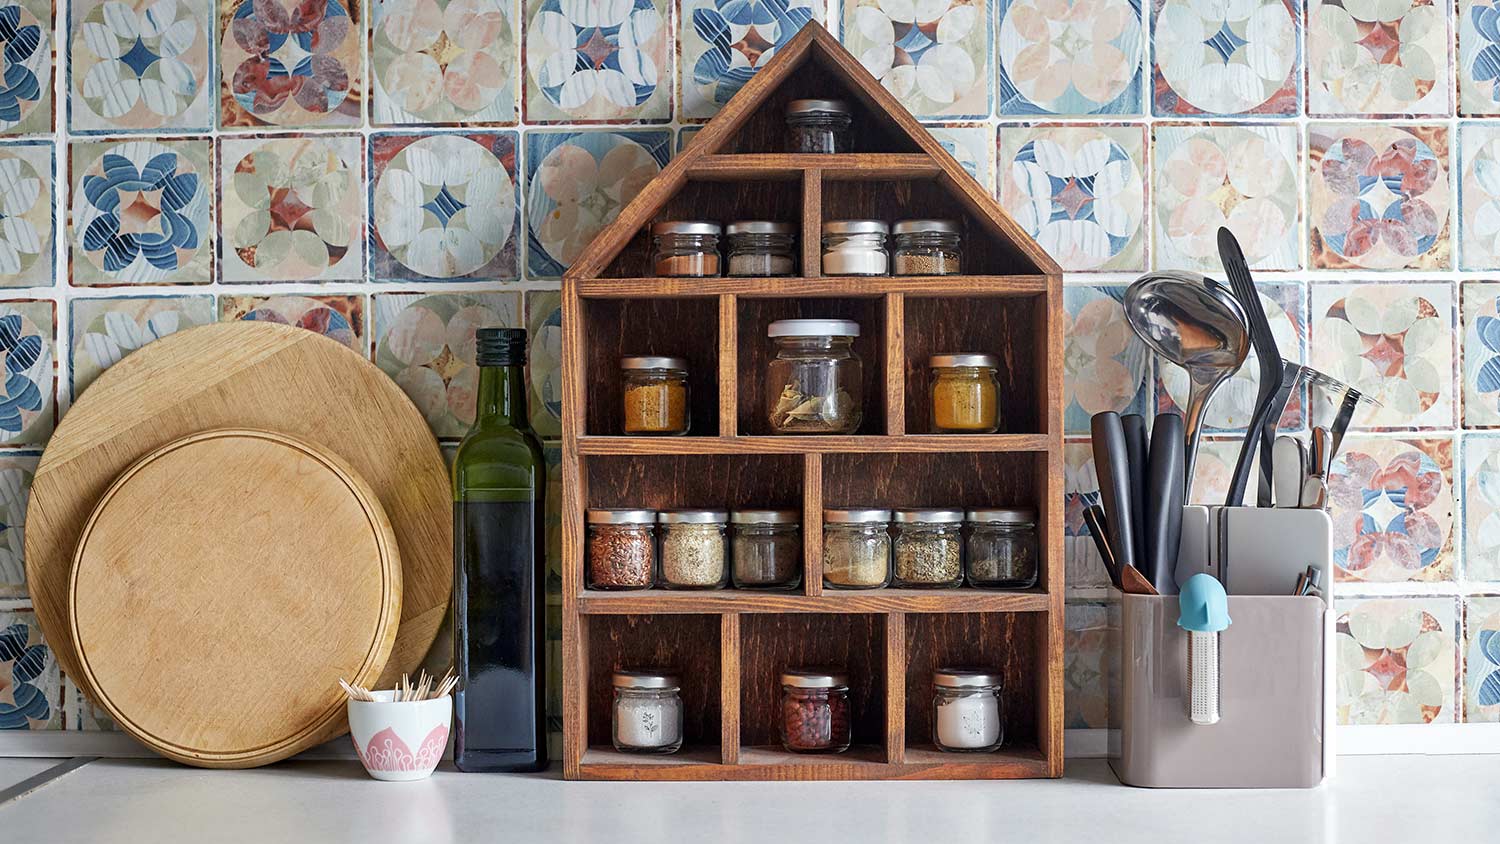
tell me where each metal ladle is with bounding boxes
[1124,271,1251,498]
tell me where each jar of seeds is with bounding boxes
[587,510,656,590]
[823,509,891,589]
[892,219,961,275]
[966,508,1038,588]
[658,510,728,589]
[730,510,802,590]
[892,509,964,588]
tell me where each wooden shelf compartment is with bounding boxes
[570,275,1050,299]
[903,294,1048,437]
[576,588,1051,615]
[686,154,941,181]
[574,434,1052,455]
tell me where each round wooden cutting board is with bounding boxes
[26,322,452,715]
[70,430,401,767]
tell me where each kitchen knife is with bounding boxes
[1082,504,1120,589]
[1145,413,1184,595]
[1122,413,1148,570]
[1091,411,1139,574]
[1272,435,1306,509]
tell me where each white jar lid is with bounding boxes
[766,319,860,338]
[824,220,888,235]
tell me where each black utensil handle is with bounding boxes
[1122,413,1148,577]
[1091,411,1137,572]
[1225,395,1276,507]
[1256,369,1296,507]
[1083,505,1119,588]
[1146,413,1184,595]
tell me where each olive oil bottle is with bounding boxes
[452,327,547,772]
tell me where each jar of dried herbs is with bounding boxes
[621,356,690,435]
[726,221,795,277]
[892,509,964,588]
[587,510,657,590]
[658,510,728,589]
[766,319,863,434]
[652,221,721,277]
[822,509,891,589]
[730,510,801,590]
[785,99,851,153]
[966,508,1038,588]
[930,353,1000,434]
[892,219,961,275]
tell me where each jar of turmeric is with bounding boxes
[929,354,1000,433]
[621,357,690,435]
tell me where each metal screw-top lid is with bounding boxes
[657,509,728,524]
[730,509,799,524]
[726,220,794,236]
[766,318,861,338]
[930,353,1000,369]
[780,668,849,688]
[476,327,526,367]
[933,667,1003,688]
[824,508,892,523]
[651,221,721,236]
[786,99,851,115]
[893,219,961,235]
[966,507,1037,524]
[587,509,657,525]
[823,219,888,235]
[613,670,680,689]
[620,356,689,371]
[893,508,964,524]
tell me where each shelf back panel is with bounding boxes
[903,612,1041,755]
[580,298,721,437]
[584,453,804,512]
[738,613,888,749]
[585,614,723,749]
[603,179,808,279]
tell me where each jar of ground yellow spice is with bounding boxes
[621,356,690,435]
[930,354,1000,434]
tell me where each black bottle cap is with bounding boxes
[477,327,527,366]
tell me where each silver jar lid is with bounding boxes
[893,508,964,524]
[824,508,891,523]
[966,507,1037,524]
[824,219,888,235]
[651,221,721,235]
[658,509,728,524]
[780,668,849,688]
[621,355,689,371]
[766,318,860,338]
[893,219,960,235]
[730,509,800,524]
[587,509,657,524]
[786,99,851,115]
[726,221,794,235]
[930,353,1000,369]
[934,668,1003,688]
[613,670,680,689]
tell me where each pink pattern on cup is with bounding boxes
[355,724,448,772]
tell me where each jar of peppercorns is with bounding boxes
[779,669,851,754]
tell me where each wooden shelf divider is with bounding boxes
[802,453,824,598]
[802,170,823,279]
[885,612,906,765]
[721,613,741,764]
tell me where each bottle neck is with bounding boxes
[473,362,529,429]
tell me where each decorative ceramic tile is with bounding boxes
[1330,436,1455,583]
[680,0,821,121]
[1153,0,1298,116]
[526,289,561,438]
[1308,123,1451,271]
[927,123,994,192]
[1061,285,1151,434]
[0,0,52,135]
[1063,440,1111,590]
[1462,281,1500,425]
[997,0,1142,115]
[523,0,671,123]
[369,131,519,282]
[370,0,520,125]
[844,0,992,118]
[0,140,52,287]
[1188,436,1270,505]
[524,129,670,277]
[676,125,701,152]
[0,300,50,446]
[69,294,213,395]
[1152,123,1300,271]
[1460,0,1500,115]
[1462,435,1500,579]
[66,676,113,730]
[217,0,363,128]
[0,452,36,597]
[1336,597,1456,725]
[0,608,59,729]
[999,124,1147,271]
[373,291,521,438]
[1464,596,1500,721]
[1063,600,1111,729]
[1309,281,1456,429]
[68,0,212,133]
[68,137,212,286]
[1307,0,1450,116]
[219,294,364,351]
[1458,122,1500,269]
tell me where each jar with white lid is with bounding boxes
[726,221,795,277]
[658,510,728,589]
[730,509,802,590]
[766,319,863,434]
[652,221,721,277]
[613,670,684,754]
[893,219,962,275]
[823,509,891,589]
[891,509,964,588]
[932,668,1003,752]
[822,220,888,276]
[785,99,852,153]
[966,508,1038,588]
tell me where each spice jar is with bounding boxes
[892,219,962,275]
[780,669,852,753]
[658,510,728,589]
[766,319,864,434]
[587,509,656,590]
[932,668,1004,752]
[822,509,891,589]
[726,221,796,277]
[785,99,852,153]
[822,220,888,276]
[892,509,964,588]
[966,508,1039,588]
[621,356,690,435]
[652,221,721,277]
[613,670,684,754]
[730,510,802,590]
[930,353,1001,434]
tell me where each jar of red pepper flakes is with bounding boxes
[779,669,852,753]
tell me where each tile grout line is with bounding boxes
[0,756,95,807]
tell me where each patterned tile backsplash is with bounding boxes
[0,0,1494,749]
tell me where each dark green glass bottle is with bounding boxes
[452,327,548,772]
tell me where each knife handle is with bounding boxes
[1082,505,1119,588]
[1145,413,1184,595]
[1122,414,1148,577]
[1091,412,1137,572]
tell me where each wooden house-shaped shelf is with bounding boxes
[560,23,1064,781]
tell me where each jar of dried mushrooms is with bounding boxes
[765,319,863,435]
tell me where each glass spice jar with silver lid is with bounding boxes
[932,668,1004,752]
[726,221,796,277]
[612,670,684,754]
[621,356,690,435]
[658,509,728,589]
[652,221,721,277]
[785,99,852,153]
[930,353,1000,434]
[587,509,657,590]
[892,219,962,275]
[892,509,964,588]
[730,509,802,590]
[966,507,1039,588]
[822,220,888,276]
[780,669,852,753]
[823,508,892,589]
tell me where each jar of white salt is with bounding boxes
[932,668,1003,752]
[612,670,684,754]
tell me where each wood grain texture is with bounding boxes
[688,154,940,181]
[739,613,885,748]
[574,276,1049,299]
[821,451,1042,512]
[902,295,1044,435]
[575,744,1049,781]
[580,298,720,436]
[585,615,722,751]
[576,434,1051,455]
[903,613,1039,762]
[585,453,803,512]
[25,322,449,704]
[577,589,1048,615]
[68,430,399,768]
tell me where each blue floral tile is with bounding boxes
[1063,599,1111,729]
[844,0,993,118]
[1459,122,1500,269]
[998,0,1142,115]
[217,0,362,128]
[69,295,214,397]
[370,0,520,126]
[1061,285,1151,434]
[68,0,212,133]
[676,125,701,152]
[0,0,52,135]
[926,122,994,191]
[1307,0,1450,116]
[524,129,670,278]
[679,0,822,121]
[219,294,365,353]
[0,451,38,598]
[0,300,51,446]
[1464,596,1500,721]
[1462,434,1500,580]
[1462,281,1500,426]
[1461,0,1500,116]
[523,0,672,123]
[1336,597,1457,725]
[0,608,60,729]
[0,140,52,287]
[1329,436,1455,584]
[526,288,561,438]
[369,131,519,282]
[1152,0,1299,116]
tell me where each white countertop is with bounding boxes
[1,754,1496,843]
